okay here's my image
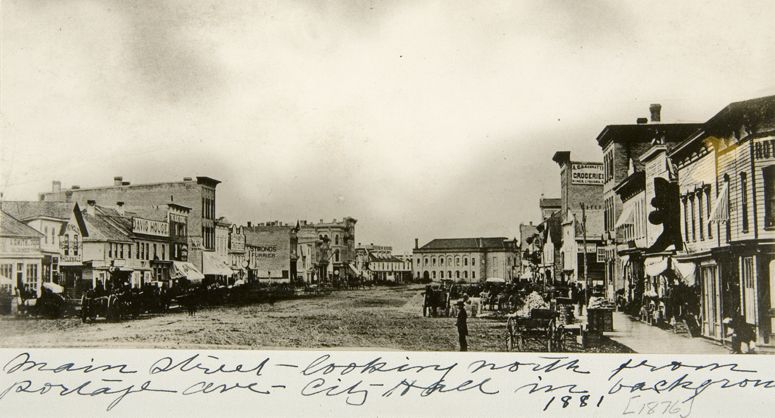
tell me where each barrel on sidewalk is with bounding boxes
[587,308,614,333]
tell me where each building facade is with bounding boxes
[412,237,519,282]
[670,95,775,348]
[596,107,701,298]
[39,176,220,273]
[0,210,44,305]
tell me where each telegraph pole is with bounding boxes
[581,203,589,309]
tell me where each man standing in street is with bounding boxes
[456,300,468,351]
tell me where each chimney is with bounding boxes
[113,176,123,186]
[649,104,661,123]
[636,117,648,124]
[86,200,96,216]
[414,238,419,249]
[116,201,125,216]
[183,177,193,182]
[122,181,130,186]
[247,221,252,227]
[71,185,80,190]
[52,180,61,193]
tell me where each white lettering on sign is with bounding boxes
[577,243,597,253]
[132,217,169,237]
[571,163,604,185]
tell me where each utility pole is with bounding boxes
[581,203,589,309]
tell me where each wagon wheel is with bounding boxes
[546,319,556,352]
[516,330,525,352]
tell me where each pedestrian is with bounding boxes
[724,312,756,354]
[456,300,468,351]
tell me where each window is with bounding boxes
[25,264,38,293]
[162,245,166,260]
[464,271,468,279]
[698,191,705,241]
[764,166,775,228]
[706,189,713,238]
[432,271,436,279]
[424,257,428,266]
[724,175,731,241]
[73,235,79,256]
[741,172,749,231]
[108,243,113,258]
[448,270,452,278]
[455,271,460,279]
[455,257,460,266]
[153,243,158,259]
[335,235,339,245]
[334,250,340,263]
[472,258,476,266]
[464,257,468,266]
[145,243,150,260]
[43,227,48,244]
[472,271,475,279]
[440,257,444,266]
[432,257,436,266]
[690,195,696,241]
[682,197,689,242]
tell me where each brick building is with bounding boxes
[39,176,220,273]
[412,237,519,282]
[551,151,605,288]
[596,106,701,297]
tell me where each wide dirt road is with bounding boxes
[0,285,629,352]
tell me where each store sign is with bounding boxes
[753,138,775,160]
[571,163,604,185]
[133,217,169,237]
[231,235,245,252]
[60,254,82,265]
[577,243,597,253]
[254,245,278,258]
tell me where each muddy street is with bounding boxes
[0,285,630,352]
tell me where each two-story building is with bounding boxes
[670,95,775,348]
[412,237,519,282]
[0,210,44,304]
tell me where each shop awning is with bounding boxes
[708,182,729,224]
[644,257,669,277]
[172,261,205,283]
[674,261,697,287]
[203,252,233,276]
[615,204,635,228]
[619,254,630,267]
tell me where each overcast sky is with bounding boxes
[2,0,774,253]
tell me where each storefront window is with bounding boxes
[25,264,38,293]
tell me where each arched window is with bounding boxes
[440,258,444,266]
[334,250,340,262]
[335,235,340,245]
[464,271,468,279]
[456,271,460,279]
[464,257,468,266]
[456,257,460,266]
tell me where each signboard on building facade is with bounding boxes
[570,163,604,185]
[577,243,597,253]
[0,237,40,254]
[132,217,169,237]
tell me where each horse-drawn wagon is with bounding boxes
[505,308,565,352]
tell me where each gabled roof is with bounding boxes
[418,237,516,251]
[0,210,44,238]
[0,201,73,221]
[670,94,775,161]
[80,206,133,243]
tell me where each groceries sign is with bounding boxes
[571,163,604,185]
[132,217,169,237]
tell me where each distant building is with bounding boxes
[38,176,221,273]
[0,201,73,283]
[242,222,298,283]
[412,237,519,282]
[518,222,539,277]
[0,210,44,301]
[552,151,605,287]
[295,218,357,282]
[354,243,410,283]
[539,196,561,220]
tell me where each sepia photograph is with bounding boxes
[2,0,775,372]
